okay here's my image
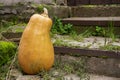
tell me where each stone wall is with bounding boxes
[0,4,70,23]
[0,0,69,22]
[0,0,67,6]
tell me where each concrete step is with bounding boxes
[67,0,120,6]
[71,5,120,17]
[89,74,120,80]
[62,17,120,26]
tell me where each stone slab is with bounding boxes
[0,0,54,5]
[16,75,40,80]
[62,17,120,26]
[0,5,70,22]
[49,6,70,18]
[56,0,67,5]
[86,57,120,77]
[71,5,120,17]
[89,74,120,80]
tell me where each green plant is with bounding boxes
[107,22,116,41]
[92,22,117,41]
[0,3,3,7]
[63,63,74,74]
[0,20,21,33]
[53,0,57,3]
[0,41,17,66]
[70,27,93,41]
[0,20,13,31]
[100,44,120,51]
[42,71,51,80]
[51,16,76,35]
[72,59,89,80]
[55,77,64,80]
[53,39,72,47]
[92,26,106,37]
[6,23,26,33]
[34,4,50,13]
[0,41,17,79]
[53,58,62,69]
[70,33,84,42]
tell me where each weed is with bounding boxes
[92,26,106,37]
[42,72,51,80]
[63,63,74,74]
[70,33,84,42]
[53,39,72,47]
[53,55,89,79]
[34,4,51,13]
[107,22,116,41]
[53,58,62,69]
[0,20,14,32]
[53,39,63,46]
[92,22,117,41]
[83,44,92,49]
[70,27,93,41]
[0,3,3,7]
[15,28,24,33]
[38,70,51,80]
[0,20,19,33]
[7,24,26,33]
[55,77,64,80]
[72,59,89,80]
[53,0,57,3]
[51,16,76,35]
[80,27,93,38]
[100,44,120,51]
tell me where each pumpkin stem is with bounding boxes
[43,8,48,15]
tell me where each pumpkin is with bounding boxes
[18,8,54,74]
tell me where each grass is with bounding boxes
[0,41,17,79]
[54,56,88,79]
[28,55,88,80]
[0,41,88,80]
[1,19,119,52]
[6,24,26,33]
[70,33,84,42]
[0,21,14,32]
[53,38,92,49]
[53,39,73,47]
[0,19,27,33]
[100,44,120,51]
[0,21,26,33]
[92,22,117,41]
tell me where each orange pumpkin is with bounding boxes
[18,8,54,74]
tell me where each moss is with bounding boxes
[6,24,26,33]
[0,41,17,66]
[100,44,120,51]
[81,5,97,8]
[10,16,19,24]
[53,39,73,47]
[0,3,4,8]
[0,41,17,79]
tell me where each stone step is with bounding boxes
[16,74,120,80]
[71,5,120,17]
[62,17,120,26]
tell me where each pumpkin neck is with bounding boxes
[41,8,48,17]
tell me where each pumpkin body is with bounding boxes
[18,8,54,74]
